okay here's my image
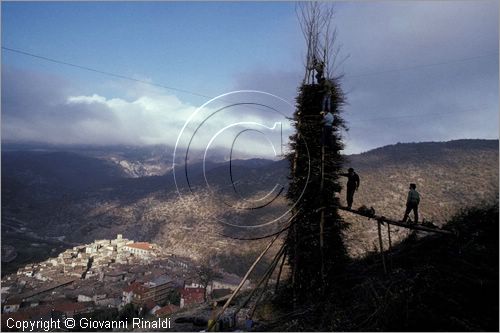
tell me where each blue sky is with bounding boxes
[2,2,301,101]
[2,1,498,155]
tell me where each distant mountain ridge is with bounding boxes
[348,139,498,166]
[2,139,498,272]
[341,139,498,256]
[343,139,498,220]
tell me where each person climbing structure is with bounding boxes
[320,77,334,113]
[402,183,420,223]
[313,57,324,83]
[340,168,360,210]
[313,57,333,114]
[320,109,334,148]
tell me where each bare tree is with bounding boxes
[197,260,222,302]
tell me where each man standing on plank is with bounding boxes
[402,183,420,223]
[340,168,360,210]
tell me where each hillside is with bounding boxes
[344,139,498,219]
[340,139,499,256]
[2,139,498,274]
[263,201,499,331]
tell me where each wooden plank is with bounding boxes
[337,206,453,235]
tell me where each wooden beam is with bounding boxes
[207,232,283,331]
[319,144,325,287]
[234,242,286,317]
[377,220,387,275]
[275,248,287,293]
[337,206,453,235]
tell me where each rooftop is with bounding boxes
[181,287,205,297]
[146,274,173,287]
[155,304,179,316]
[52,301,92,313]
[125,242,153,251]
[123,282,146,294]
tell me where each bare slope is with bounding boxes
[340,139,498,256]
[2,139,498,272]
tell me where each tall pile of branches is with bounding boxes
[285,2,349,302]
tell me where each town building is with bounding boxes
[122,275,175,306]
[211,273,250,291]
[153,304,180,317]
[123,242,155,259]
[3,298,21,313]
[180,287,205,308]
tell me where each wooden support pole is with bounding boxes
[377,220,387,275]
[234,243,286,317]
[387,223,393,271]
[320,207,325,286]
[387,223,392,250]
[250,247,286,318]
[250,276,271,318]
[320,144,325,249]
[292,220,298,308]
[275,247,287,293]
[208,232,282,331]
[320,144,325,287]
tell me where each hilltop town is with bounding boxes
[1,234,251,330]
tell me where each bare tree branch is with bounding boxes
[296,1,345,82]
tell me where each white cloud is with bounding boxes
[67,94,107,104]
[2,68,292,159]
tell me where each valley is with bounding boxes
[2,139,498,274]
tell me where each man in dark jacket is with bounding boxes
[402,183,420,223]
[340,168,360,210]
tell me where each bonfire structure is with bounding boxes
[208,5,454,329]
[285,2,349,301]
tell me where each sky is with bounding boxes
[1,1,498,156]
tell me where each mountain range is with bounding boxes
[2,139,498,275]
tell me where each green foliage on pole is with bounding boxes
[285,78,349,300]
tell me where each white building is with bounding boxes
[123,242,155,258]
